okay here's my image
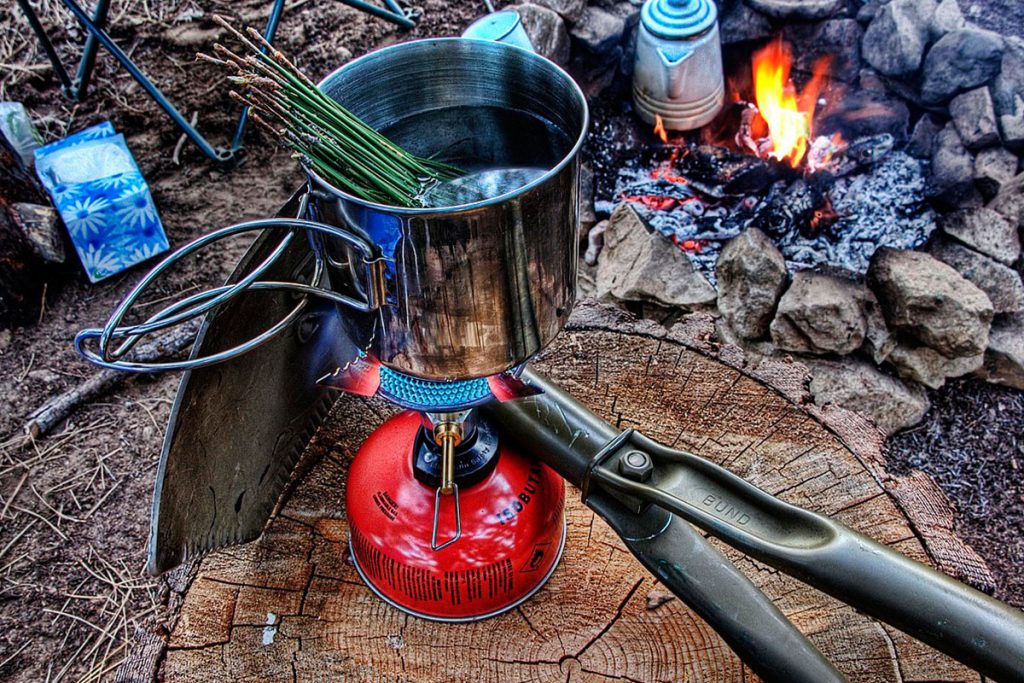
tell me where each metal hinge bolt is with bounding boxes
[618,450,653,482]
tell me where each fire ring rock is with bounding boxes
[716,227,788,341]
[526,0,587,24]
[949,87,1001,151]
[515,3,572,66]
[745,0,844,21]
[861,0,936,77]
[928,122,975,205]
[804,357,930,436]
[769,271,870,356]
[928,0,965,41]
[979,312,1024,390]
[886,342,984,389]
[867,248,994,358]
[940,207,1022,266]
[928,240,1024,314]
[920,28,1004,105]
[595,204,716,310]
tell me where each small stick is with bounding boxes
[0,320,200,453]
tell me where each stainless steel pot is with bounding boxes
[307,38,588,380]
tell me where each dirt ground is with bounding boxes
[0,1,1022,681]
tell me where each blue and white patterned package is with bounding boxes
[34,123,168,283]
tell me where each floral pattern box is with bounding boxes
[35,122,168,283]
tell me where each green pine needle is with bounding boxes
[204,16,460,207]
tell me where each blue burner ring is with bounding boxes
[378,366,494,411]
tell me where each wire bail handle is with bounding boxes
[75,189,388,373]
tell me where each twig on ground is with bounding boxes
[0,319,200,453]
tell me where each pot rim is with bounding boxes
[305,37,590,215]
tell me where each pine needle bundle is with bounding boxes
[200,15,460,207]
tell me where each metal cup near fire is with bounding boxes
[632,0,725,131]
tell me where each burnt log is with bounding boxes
[680,144,791,197]
[127,304,990,682]
[0,132,65,327]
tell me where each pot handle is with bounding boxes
[75,192,388,373]
[658,46,694,99]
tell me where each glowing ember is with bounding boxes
[620,194,678,211]
[752,38,833,168]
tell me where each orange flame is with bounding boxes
[752,38,832,168]
[654,114,669,144]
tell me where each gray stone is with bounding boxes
[974,147,1020,200]
[0,329,10,354]
[516,4,571,66]
[928,0,965,41]
[595,204,716,309]
[992,38,1024,151]
[786,19,863,84]
[716,228,788,340]
[856,0,883,23]
[940,207,1021,265]
[887,342,984,388]
[719,0,774,46]
[999,111,1024,152]
[949,87,1001,151]
[862,0,936,77]
[867,248,994,357]
[987,175,1024,228]
[863,292,897,364]
[929,122,976,204]
[907,114,943,158]
[746,0,843,21]
[526,0,586,23]
[992,37,1024,119]
[769,271,869,355]
[569,6,625,56]
[859,68,887,93]
[920,29,1005,105]
[980,312,1024,389]
[584,219,607,266]
[805,357,931,436]
[929,240,1024,313]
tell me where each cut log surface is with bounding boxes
[157,305,989,682]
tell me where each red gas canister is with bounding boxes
[346,411,566,621]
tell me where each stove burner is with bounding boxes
[377,366,493,412]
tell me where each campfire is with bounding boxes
[592,36,935,281]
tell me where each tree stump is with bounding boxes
[154,305,992,682]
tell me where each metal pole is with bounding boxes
[59,0,228,162]
[73,0,111,99]
[14,0,74,93]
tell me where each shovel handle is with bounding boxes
[483,374,846,683]
[488,369,1024,683]
[592,433,1024,683]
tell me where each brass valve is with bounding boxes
[433,422,463,495]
